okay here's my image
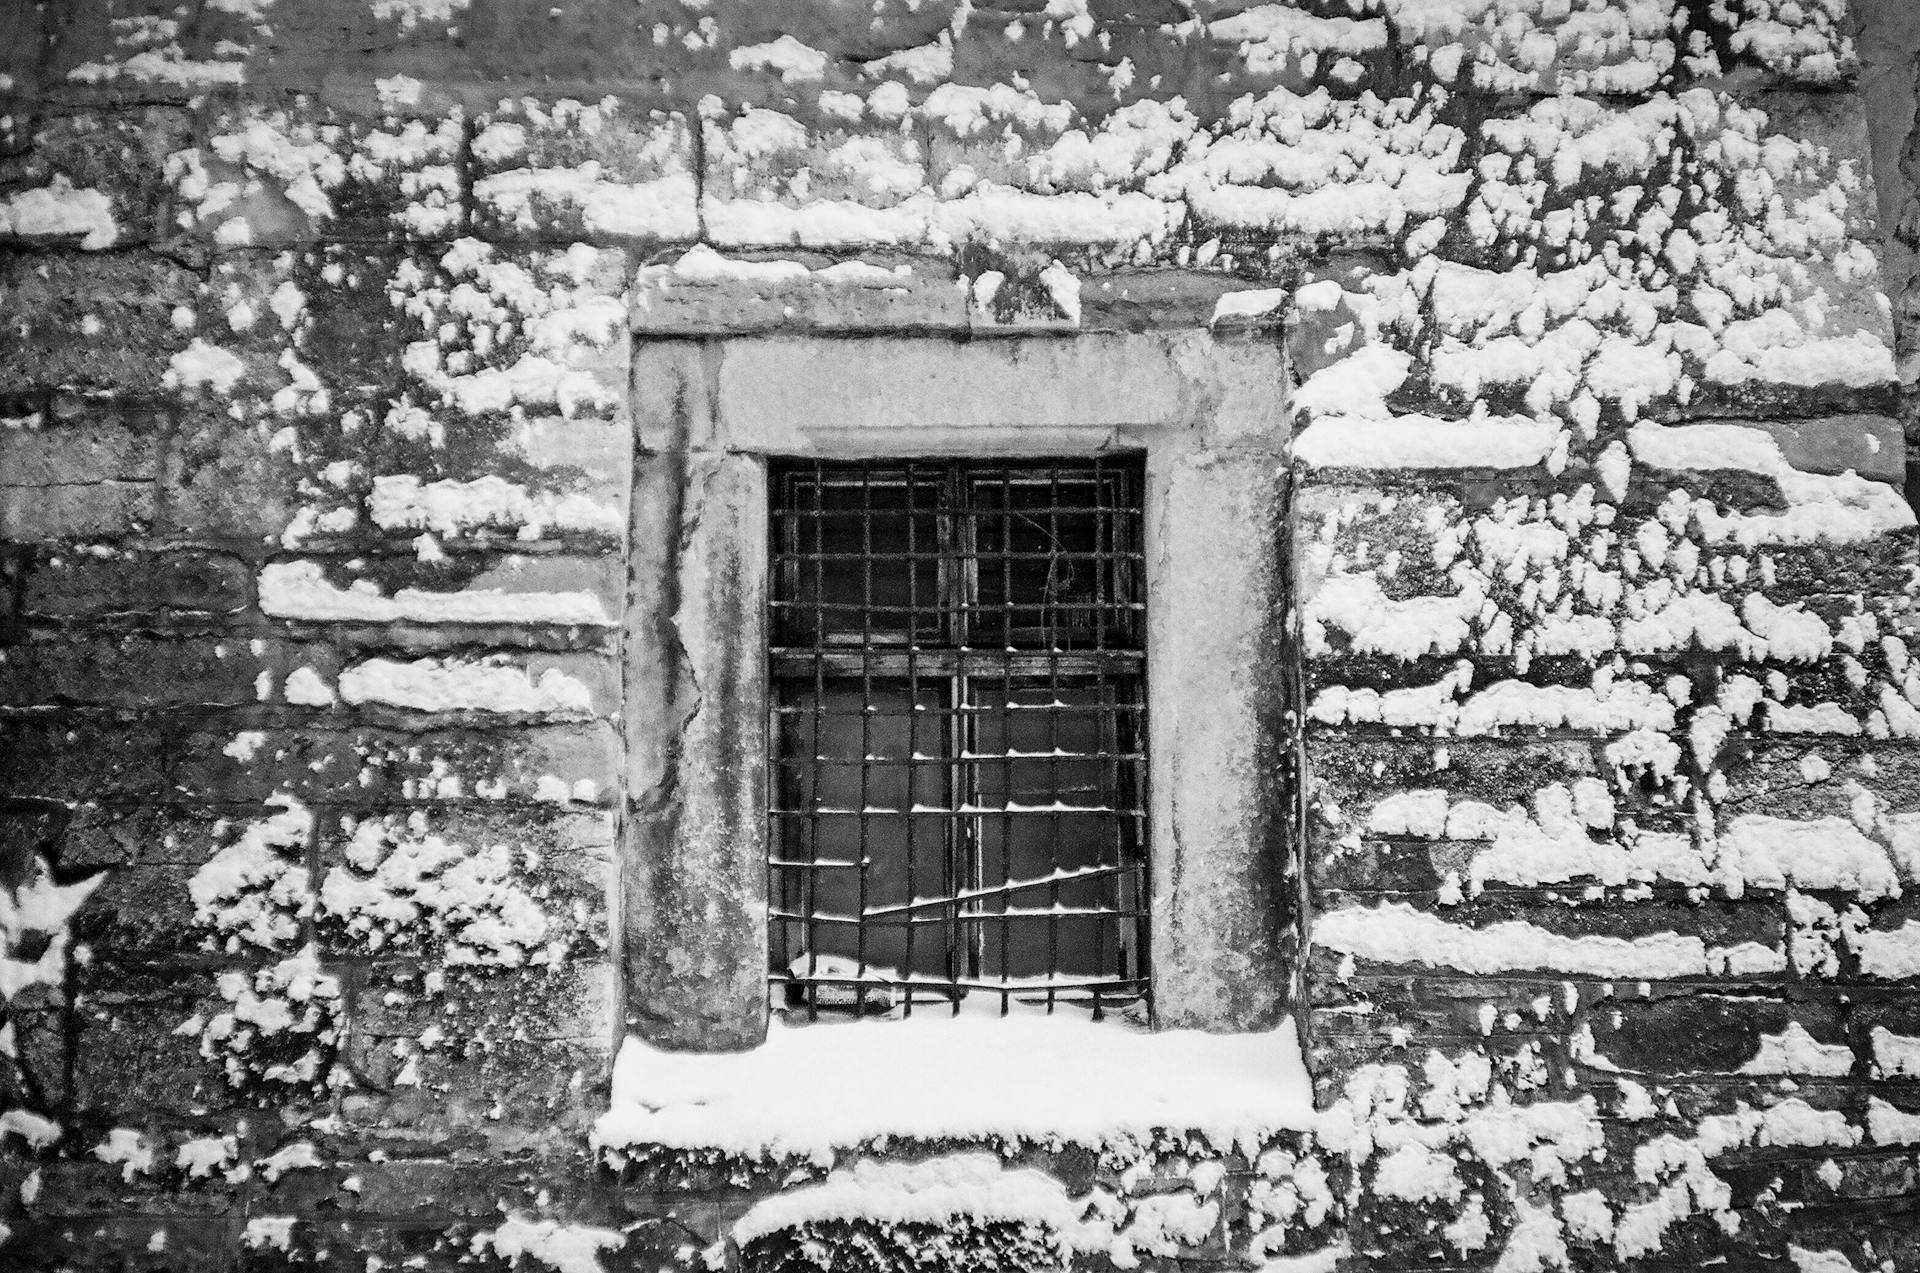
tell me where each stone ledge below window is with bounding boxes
[591,1011,1316,1165]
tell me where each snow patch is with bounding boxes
[337,657,593,715]
[474,1215,625,1273]
[1315,902,1705,978]
[0,177,118,249]
[259,561,611,627]
[595,1014,1315,1161]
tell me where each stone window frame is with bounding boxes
[621,331,1299,1051]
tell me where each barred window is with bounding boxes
[769,457,1150,1019]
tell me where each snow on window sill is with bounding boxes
[591,1010,1315,1164]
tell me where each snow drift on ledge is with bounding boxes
[592,1011,1316,1163]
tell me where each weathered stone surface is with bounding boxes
[0,252,196,394]
[623,445,769,1050]
[1147,445,1292,1030]
[0,720,173,801]
[0,633,268,707]
[18,549,251,617]
[700,334,1207,449]
[0,477,157,542]
[168,722,620,806]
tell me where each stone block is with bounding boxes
[174,101,463,247]
[62,804,222,869]
[0,1,45,95]
[1311,837,1457,895]
[689,334,1207,453]
[2,1007,71,1108]
[166,726,368,805]
[0,410,160,486]
[247,247,421,386]
[1583,992,1850,1077]
[70,964,245,1121]
[349,960,615,1045]
[7,1215,238,1273]
[73,863,210,957]
[169,723,621,807]
[375,243,629,477]
[254,551,623,639]
[0,107,194,249]
[312,1156,605,1222]
[313,806,613,962]
[1148,446,1292,1030]
[1738,414,1906,482]
[629,251,971,336]
[1309,977,1578,1055]
[319,648,617,721]
[469,96,696,245]
[623,450,768,1049]
[462,0,709,82]
[1083,268,1280,335]
[0,251,196,394]
[161,414,299,543]
[364,409,632,548]
[0,805,65,868]
[702,108,932,252]
[20,548,251,618]
[0,633,266,709]
[333,1030,612,1153]
[23,1157,245,1220]
[0,479,157,542]
[0,720,172,802]
[1308,738,1601,834]
[1832,1153,1920,1199]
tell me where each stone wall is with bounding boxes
[2,1,1919,1270]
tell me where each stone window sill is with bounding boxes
[591,1011,1315,1163]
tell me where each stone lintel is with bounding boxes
[634,332,1287,457]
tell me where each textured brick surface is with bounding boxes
[1,0,1917,1270]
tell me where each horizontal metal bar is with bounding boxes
[768,599,1146,613]
[771,651,1144,676]
[862,863,1130,916]
[771,909,1151,925]
[768,975,1152,998]
[770,750,1145,765]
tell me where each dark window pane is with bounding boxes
[970,465,1141,650]
[771,681,950,984]
[967,682,1146,983]
[773,467,942,646]
[768,459,1149,1017]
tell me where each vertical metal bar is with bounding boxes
[807,464,825,1019]
[999,464,1014,1016]
[856,464,874,1006]
[1110,461,1125,1003]
[947,461,970,1012]
[1126,460,1150,1012]
[1045,462,1062,1013]
[903,460,919,1017]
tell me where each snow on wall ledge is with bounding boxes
[3,0,1920,1271]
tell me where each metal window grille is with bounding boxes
[769,457,1150,1019]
